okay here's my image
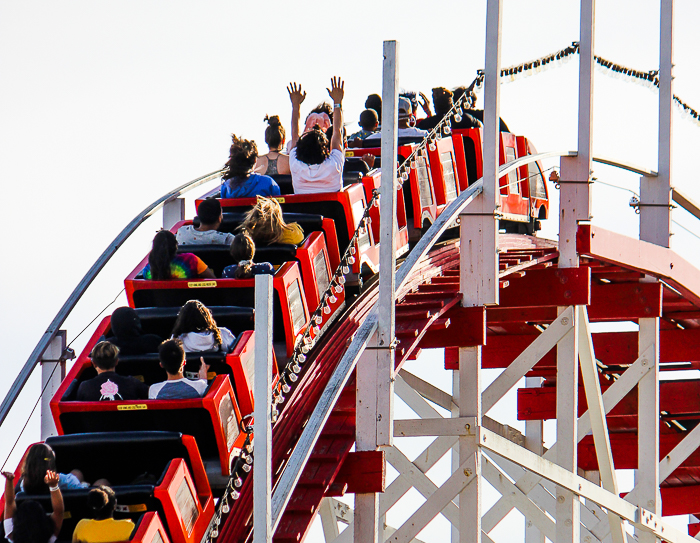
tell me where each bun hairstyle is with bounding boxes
[223,134,259,182]
[87,485,117,520]
[264,115,286,149]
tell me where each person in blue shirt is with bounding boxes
[221,135,281,199]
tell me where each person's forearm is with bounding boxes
[330,105,343,151]
[49,488,64,535]
[290,105,301,148]
[4,478,15,519]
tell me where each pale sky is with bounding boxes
[1,1,700,540]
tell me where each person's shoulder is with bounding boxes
[191,379,209,394]
[148,381,166,399]
[253,262,274,274]
[222,264,238,278]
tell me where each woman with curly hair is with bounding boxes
[221,134,280,199]
[288,77,346,194]
[142,230,215,280]
[237,197,304,246]
[171,300,236,353]
[254,115,290,176]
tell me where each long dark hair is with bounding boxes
[12,501,54,543]
[230,232,256,279]
[223,135,258,184]
[87,486,117,521]
[295,127,330,165]
[21,443,57,494]
[171,300,223,348]
[148,230,178,280]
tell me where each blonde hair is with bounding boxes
[237,196,300,245]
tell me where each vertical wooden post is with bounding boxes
[460,0,501,307]
[254,274,273,543]
[640,0,673,247]
[559,0,595,268]
[354,39,399,543]
[556,308,580,543]
[524,376,544,543]
[637,317,660,543]
[459,347,481,543]
[40,330,66,440]
[163,197,185,230]
[376,39,398,447]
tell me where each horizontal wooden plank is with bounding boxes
[419,306,486,350]
[327,450,385,495]
[498,267,591,307]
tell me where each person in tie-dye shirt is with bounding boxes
[142,230,216,280]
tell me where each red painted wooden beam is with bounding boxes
[577,224,700,308]
[518,380,700,421]
[419,306,486,350]
[325,450,386,496]
[498,267,591,308]
[484,326,700,375]
[578,432,700,472]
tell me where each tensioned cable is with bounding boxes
[1,287,126,472]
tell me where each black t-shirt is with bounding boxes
[76,372,149,401]
[417,111,481,131]
[465,109,510,133]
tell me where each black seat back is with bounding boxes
[271,174,294,194]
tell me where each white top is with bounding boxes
[177,328,236,353]
[290,148,344,194]
[176,225,234,246]
[3,518,57,543]
[149,378,208,399]
[365,126,428,140]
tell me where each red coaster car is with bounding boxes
[4,432,214,543]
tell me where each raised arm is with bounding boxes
[45,470,64,536]
[3,471,16,521]
[287,82,306,149]
[327,77,345,153]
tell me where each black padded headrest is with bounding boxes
[270,174,294,195]
[134,306,254,321]
[46,431,183,449]
[344,157,370,174]
[219,212,325,233]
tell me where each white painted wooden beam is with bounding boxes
[482,306,574,413]
[479,428,697,543]
[556,306,580,543]
[480,345,654,533]
[253,274,273,543]
[386,456,478,543]
[393,417,477,437]
[577,307,625,543]
[482,456,556,542]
